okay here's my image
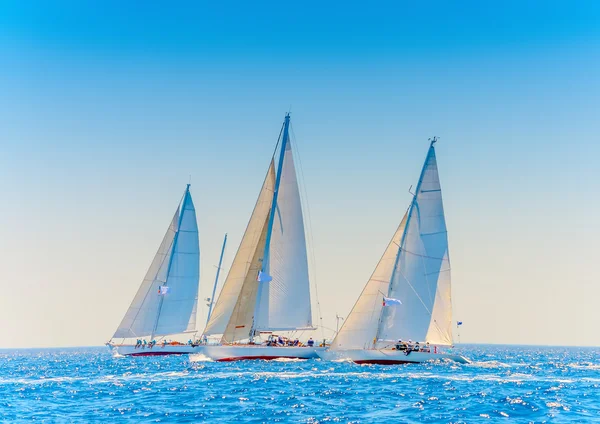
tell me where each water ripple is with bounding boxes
[0,345,599,422]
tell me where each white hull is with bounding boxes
[196,344,324,362]
[317,348,469,364]
[108,343,197,356]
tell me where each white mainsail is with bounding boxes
[332,139,453,350]
[113,185,200,339]
[254,138,312,331]
[203,114,312,342]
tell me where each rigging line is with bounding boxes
[424,268,450,277]
[289,123,324,340]
[370,278,392,284]
[397,270,432,316]
[272,120,286,162]
[421,230,447,236]
[318,325,338,337]
[392,242,449,261]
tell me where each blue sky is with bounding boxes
[1,1,599,348]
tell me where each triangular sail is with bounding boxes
[330,212,408,350]
[152,190,200,336]
[113,187,200,339]
[203,114,313,342]
[254,137,312,331]
[378,144,453,345]
[203,162,276,338]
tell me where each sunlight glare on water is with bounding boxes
[1,345,599,422]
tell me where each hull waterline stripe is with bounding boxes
[217,355,309,362]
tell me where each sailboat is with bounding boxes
[107,184,200,356]
[196,113,321,361]
[318,138,469,364]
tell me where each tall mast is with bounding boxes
[150,184,190,340]
[373,138,437,346]
[250,113,291,341]
[206,233,227,326]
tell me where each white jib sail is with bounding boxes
[330,212,407,350]
[378,144,453,345]
[113,187,200,339]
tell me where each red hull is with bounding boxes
[217,355,306,362]
[128,351,189,356]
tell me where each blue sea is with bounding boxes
[0,345,598,422]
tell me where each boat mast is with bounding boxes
[373,138,437,346]
[335,313,344,337]
[249,113,291,341]
[150,184,190,340]
[206,233,228,326]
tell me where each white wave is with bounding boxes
[331,358,355,363]
[271,357,307,363]
[467,360,511,369]
[0,376,86,385]
[567,362,600,370]
[189,354,214,362]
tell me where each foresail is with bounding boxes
[152,190,200,337]
[330,212,407,350]
[203,162,276,337]
[378,145,453,345]
[221,211,270,342]
[254,139,312,331]
[113,206,179,339]
[426,249,453,345]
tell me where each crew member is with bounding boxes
[395,339,407,351]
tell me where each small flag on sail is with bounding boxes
[257,270,273,283]
[382,297,402,307]
[158,285,170,295]
[457,321,463,326]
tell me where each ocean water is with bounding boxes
[0,345,598,423]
